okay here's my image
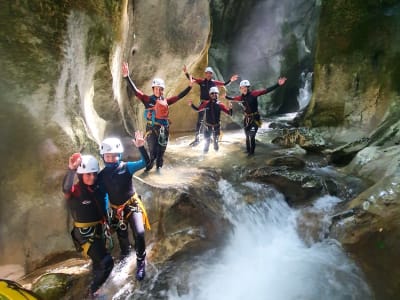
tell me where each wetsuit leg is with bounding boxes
[203,126,211,153]
[146,125,157,170]
[115,225,131,257]
[213,125,220,151]
[156,126,169,168]
[87,237,114,294]
[127,212,146,260]
[196,110,205,134]
[248,123,259,155]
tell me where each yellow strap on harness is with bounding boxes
[110,193,151,231]
[81,242,91,258]
[74,221,102,228]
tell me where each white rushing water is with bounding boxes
[168,180,372,300]
[297,71,313,111]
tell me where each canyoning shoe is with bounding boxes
[213,142,219,151]
[136,259,146,281]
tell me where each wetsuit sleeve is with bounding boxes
[191,103,199,111]
[125,76,150,104]
[219,103,232,116]
[126,146,149,174]
[62,169,76,194]
[213,80,226,87]
[252,83,280,97]
[185,73,202,85]
[166,86,192,105]
[196,101,208,111]
[225,94,241,101]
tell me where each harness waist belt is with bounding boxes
[74,221,102,228]
[111,193,151,230]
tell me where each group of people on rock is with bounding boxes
[62,62,287,297]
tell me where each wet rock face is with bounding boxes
[304,0,400,129]
[134,168,230,264]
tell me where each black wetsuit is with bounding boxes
[186,73,232,142]
[191,99,232,152]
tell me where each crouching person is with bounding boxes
[62,153,114,297]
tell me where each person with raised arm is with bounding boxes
[122,63,194,170]
[183,65,238,146]
[223,77,287,155]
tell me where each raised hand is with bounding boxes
[122,62,129,77]
[189,75,195,87]
[133,131,146,148]
[69,153,82,170]
[230,74,239,82]
[278,77,287,86]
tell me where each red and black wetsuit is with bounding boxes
[191,99,232,152]
[186,73,232,137]
[62,170,113,294]
[125,76,191,169]
[226,83,279,154]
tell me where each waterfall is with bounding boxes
[297,71,313,111]
[168,180,372,300]
[52,11,106,144]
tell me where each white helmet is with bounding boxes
[152,78,165,89]
[239,80,251,87]
[204,67,214,73]
[77,155,99,174]
[100,137,124,154]
[209,86,219,94]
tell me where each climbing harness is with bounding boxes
[244,112,261,127]
[110,193,151,231]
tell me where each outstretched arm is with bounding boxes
[122,62,150,104]
[126,131,151,173]
[183,64,202,83]
[252,77,288,97]
[167,75,195,105]
[188,99,200,111]
[219,102,233,116]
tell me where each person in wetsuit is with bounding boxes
[189,86,232,153]
[122,62,194,170]
[183,65,238,146]
[224,77,287,155]
[98,132,151,281]
[62,154,114,297]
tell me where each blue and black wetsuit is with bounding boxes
[98,146,150,261]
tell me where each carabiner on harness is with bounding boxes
[103,223,114,251]
[118,209,127,231]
